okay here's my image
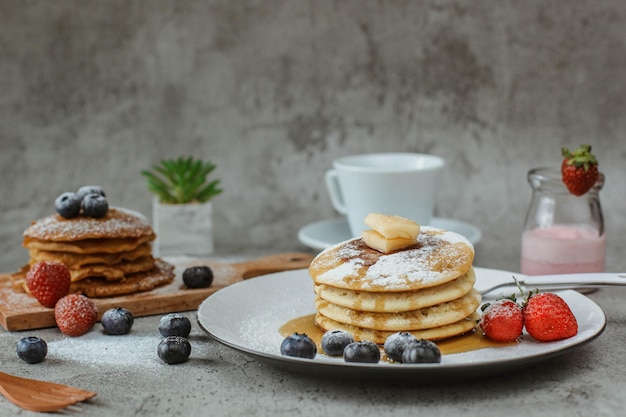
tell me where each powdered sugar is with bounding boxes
[313,226,474,291]
[484,299,522,319]
[48,332,162,368]
[47,328,210,368]
[24,207,154,241]
[425,226,474,246]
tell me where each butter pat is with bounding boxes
[362,229,416,253]
[364,213,420,240]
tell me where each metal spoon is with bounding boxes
[479,272,626,296]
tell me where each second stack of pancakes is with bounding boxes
[19,207,174,297]
[309,225,481,344]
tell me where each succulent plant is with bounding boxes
[142,157,223,204]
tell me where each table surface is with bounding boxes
[1,247,625,417]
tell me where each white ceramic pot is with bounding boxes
[152,198,214,257]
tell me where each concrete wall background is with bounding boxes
[1,0,625,273]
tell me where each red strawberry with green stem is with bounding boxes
[561,144,599,196]
[479,297,524,343]
[479,277,578,343]
[523,292,578,342]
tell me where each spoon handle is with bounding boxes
[480,272,626,296]
[521,272,626,287]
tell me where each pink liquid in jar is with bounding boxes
[520,224,605,275]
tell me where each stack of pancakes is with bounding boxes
[309,226,481,344]
[15,207,174,298]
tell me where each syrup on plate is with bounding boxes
[279,314,517,359]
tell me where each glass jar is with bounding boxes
[520,167,605,275]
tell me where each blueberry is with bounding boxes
[55,192,82,219]
[101,307,134,335]
[280,333,317,359]
[383,332,418,362]
[81,193,109,218]
[182,266,214,288]
[343,340,380,363]
[158,313,192,338]
[76,185,106,201]
[321,329,354,356]
[158,336,191,364]
[401,339,442,364]
[16,336,47,364]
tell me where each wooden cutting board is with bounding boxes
[0,252,315,332]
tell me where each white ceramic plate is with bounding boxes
[197,268,606,382]
[297,217,482,250]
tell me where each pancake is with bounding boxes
[23,207,155,242]
[314,267,476,313]
[309,226,475,293]
[14,256,156,283]
[24,235,154,255]
[69,259,175,297]
[66,256,155,282]
[315,289,481,332]
[29,243,152,268]
[315,312,480,344]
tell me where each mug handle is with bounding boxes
[325,169,347,214]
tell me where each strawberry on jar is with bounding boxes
[561,144,599,196]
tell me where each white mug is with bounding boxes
[325,152,445,237]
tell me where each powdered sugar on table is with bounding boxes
[47,328,210,368]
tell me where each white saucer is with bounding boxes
[298,217,482,250]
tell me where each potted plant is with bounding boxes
[142,156,223,257]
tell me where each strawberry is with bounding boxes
[54,294,98,337]
[26,261,71,308]
[561,144,599,196]
[523,292,578,342]
[479,298,524,343]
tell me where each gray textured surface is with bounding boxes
[0,282,625,417]
[1,1,626,415]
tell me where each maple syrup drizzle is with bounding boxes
[278,314,517,358]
